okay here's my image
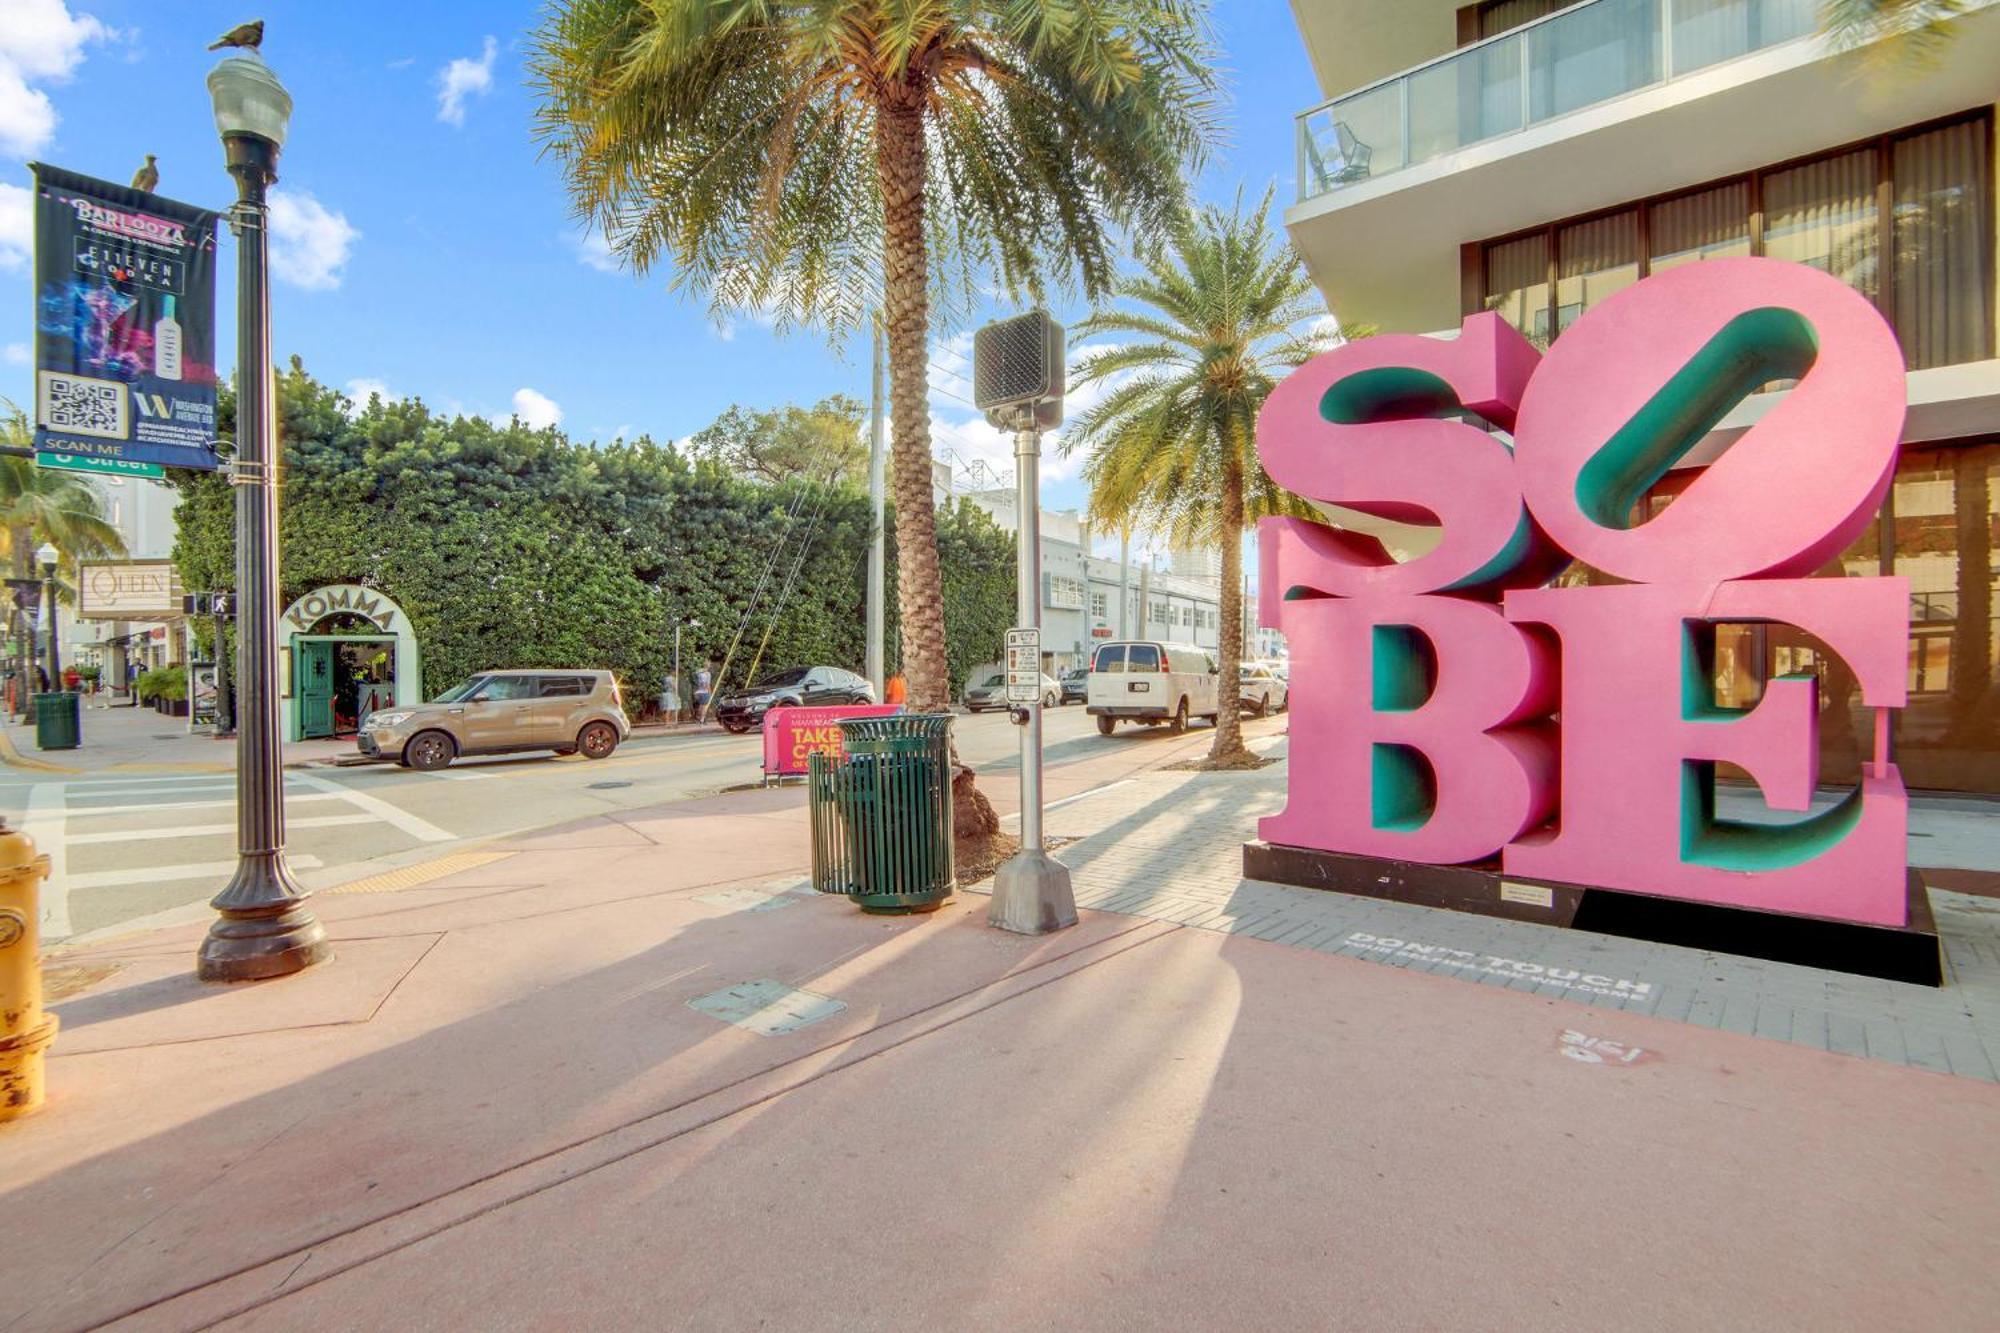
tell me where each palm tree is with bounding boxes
[0,402,128,708]
[1065,191,1333,765]
[528,1,1217,728]
[1822,1,1968,64]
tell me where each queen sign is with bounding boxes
[1258,257,1910,928]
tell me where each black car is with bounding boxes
[1059,668,1088,705]
[714,666,875,733]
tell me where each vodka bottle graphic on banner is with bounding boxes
[154,295,183,381]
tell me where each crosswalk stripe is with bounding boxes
[66,856,326,891]
[67,813,378,845]
[290,772,453,843]
[57,791,349,818]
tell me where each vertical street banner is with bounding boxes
[28,163,223,472]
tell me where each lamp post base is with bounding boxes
[987,847,1077,935]
[198,855,328,982]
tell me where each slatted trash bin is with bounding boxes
[807,713,956,913]
[35,691,80,751]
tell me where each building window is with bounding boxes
[1150,598,1168,625]
[1090,590,1108,621]
[1474,111,1994,371]
[1043,575,1084,611]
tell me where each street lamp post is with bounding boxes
[36,544,58,689]
[197,47,327,982]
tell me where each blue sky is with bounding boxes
[0,0,1325,526]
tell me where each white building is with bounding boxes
[956,486,1230,673]
[1283,0,2000,794]
[59,476,184,687]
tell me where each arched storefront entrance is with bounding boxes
[279,584,422,741]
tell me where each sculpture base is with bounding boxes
[1242,842,1942,988]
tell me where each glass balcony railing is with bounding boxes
[1297,0,1821,201]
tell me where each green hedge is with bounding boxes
[171,362,1017,705]
[137,666,185,702]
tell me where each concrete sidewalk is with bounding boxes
[5,724,1998,1331]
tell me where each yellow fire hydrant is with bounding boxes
[0,816,56,1121]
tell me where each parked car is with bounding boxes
[714,665,875,733]
[963,670,1061,711]
[360,669,630,770]
[1058,667,1089,705]
[1086,640,1219,736]
[1239,663,1289,716]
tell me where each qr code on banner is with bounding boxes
[37,371,128,441]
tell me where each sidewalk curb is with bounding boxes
[0,722,80,774]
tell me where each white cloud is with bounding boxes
[0,0,111,157]
[568,228,618,273]
[268,190,359,290]
[4,342,28,365]
[0,182,30,270]
[436,36,496,127]
[509,387,562,430]
[344,377,393,408]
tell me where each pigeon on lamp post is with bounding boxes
[208,20,264,53]
[130,154,158,192]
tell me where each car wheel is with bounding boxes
[721,719,748,734]
[1170,698,1188,736]
[404,730,455,771]
[1044,690,1058,708]
[1096,715,1115,736]
[1258,692,1270,716]
[578,721,619,760]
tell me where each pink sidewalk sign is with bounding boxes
[761,705,904,777]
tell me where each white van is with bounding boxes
[1086,640,1219,736]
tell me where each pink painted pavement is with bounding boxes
[1,722,1994,1331]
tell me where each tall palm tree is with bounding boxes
[529,1,1217,729]
[1823,1,1968,63]
[1066,191,1333,765]
[0,403,127,706]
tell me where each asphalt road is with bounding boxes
[8,703,1176,944]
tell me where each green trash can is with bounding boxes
[35,691,81,751]
[807,713,955,913]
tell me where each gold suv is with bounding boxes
[359,669,631,770]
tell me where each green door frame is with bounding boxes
[288,633,398,741]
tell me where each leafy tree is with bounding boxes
[527,0,1218,745]
[170,365,1015,726]
[686,395,870,489]
[1065,191,1330,764]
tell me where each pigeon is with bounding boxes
[207,20,264,52]
[130,154,158,193]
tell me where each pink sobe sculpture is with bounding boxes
[1258,257,1912,927]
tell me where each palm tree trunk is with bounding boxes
[1209,446,1249,762]
[876,93,1001,851]
[9,528,30,719]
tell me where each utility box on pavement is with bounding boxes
[35,691,80,751]
[807,713,956,913]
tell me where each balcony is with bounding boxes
[1298,0,1821,202]
[1284,0,2000,335]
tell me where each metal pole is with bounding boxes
[214,601,234,736]
[1118,527,1131,638]
[41,571,57,686]
[987,418,1075,935]
[672,622,682,720]
[866,314,887,696]
[198,130,326,983]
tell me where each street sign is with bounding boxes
[37,452,166,480]
[1004,627,1041,705]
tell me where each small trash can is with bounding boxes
[34,691,81,751]
[807,713,955,913]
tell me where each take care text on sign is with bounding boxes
[762,705,904,777]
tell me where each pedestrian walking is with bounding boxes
[694,666,713,713]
